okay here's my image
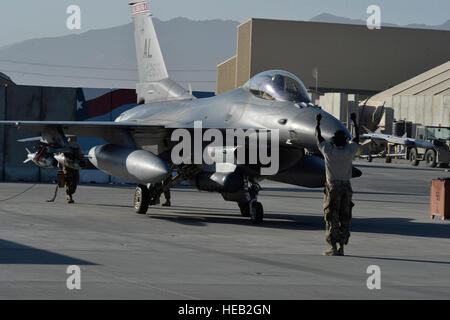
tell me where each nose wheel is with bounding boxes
[239,178,264,224]
[239,202,251,217]
[250,200,264,224]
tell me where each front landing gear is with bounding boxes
[238,179,264,224]
[250,200,264,225]
[239,202,250,217]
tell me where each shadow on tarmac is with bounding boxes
[261,187,426,197]
[148,209,450,240]
[346,255,450,266]
[354,163,447,172]
[0,239,96,265]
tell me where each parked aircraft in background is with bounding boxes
[360,128,449,167]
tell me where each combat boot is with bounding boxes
[67,195,74,204]
[337,241,344,256]
[162,200,171,207]
[322,243,338,256]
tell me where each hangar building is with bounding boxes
[366,61,450,129]
[217,19,450,96]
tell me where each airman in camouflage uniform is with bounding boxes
[64,137,83,203]
[63,166,79,203]
[48,137,84,204]
[316,113,360,256]
[323,181,353,249]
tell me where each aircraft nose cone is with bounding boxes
[291,107,350,149]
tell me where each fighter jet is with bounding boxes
[361,129,435,149]
[360,128,449,167]
[0,0,358,224]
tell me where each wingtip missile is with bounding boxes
[23,147,57,168]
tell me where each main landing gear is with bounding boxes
[133,184,162,214]
[134,185,149,214]
[134,174,265,225]
[238,179,264,225]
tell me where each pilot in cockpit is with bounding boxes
[245,70,311,104]
[261,75,283,101]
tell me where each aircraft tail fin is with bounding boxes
[362,125,382,134]
[129,0,193,103]
[362,125,372,134]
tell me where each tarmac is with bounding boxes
[0,160,449,300]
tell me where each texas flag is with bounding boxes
[76,88,138,121]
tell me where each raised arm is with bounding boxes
[316,113,325,144]
[351,113,359,144]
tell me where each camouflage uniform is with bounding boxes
[149,176,171,206]
[317,139,359,255]
[54,140,82,203]
[162,176,171,203]
[323,180,354,246]
[64,167,79,201]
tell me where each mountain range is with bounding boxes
[0,18,240,91]
[311,13,450,30]
[0,14,448,92]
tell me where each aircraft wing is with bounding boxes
[0,120,169,147]
[360,134,381,140]
[0,120,266,131]
[0,120,164,130]
[360,134,385,145]
[0,120,268,146]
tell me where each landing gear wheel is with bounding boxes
[425,149,437,168]
[239,203,250,217]
[367,155,373,163]
[385,156,392,164]
[250,201,264,225]
[409,148,419,166]
[134,185,150,214]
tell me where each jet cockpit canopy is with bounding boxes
[243,70,311,104]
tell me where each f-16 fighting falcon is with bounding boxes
[360,128,450,167]
[0,0,361,225]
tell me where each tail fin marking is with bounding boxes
[128,0,193,104]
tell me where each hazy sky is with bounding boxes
[0,0,449,47]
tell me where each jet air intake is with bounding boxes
[189,171,244,193]
[89,144,169,184]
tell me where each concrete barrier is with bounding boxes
[390,94,450,128]
[40,87,77,183]
[5,85,41,182]
[319,92,387,133]
[0,85,6,181]
[443,96,450,127]
[319,93,348,125]
[76,88,113,184]
[0,85,138,183]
